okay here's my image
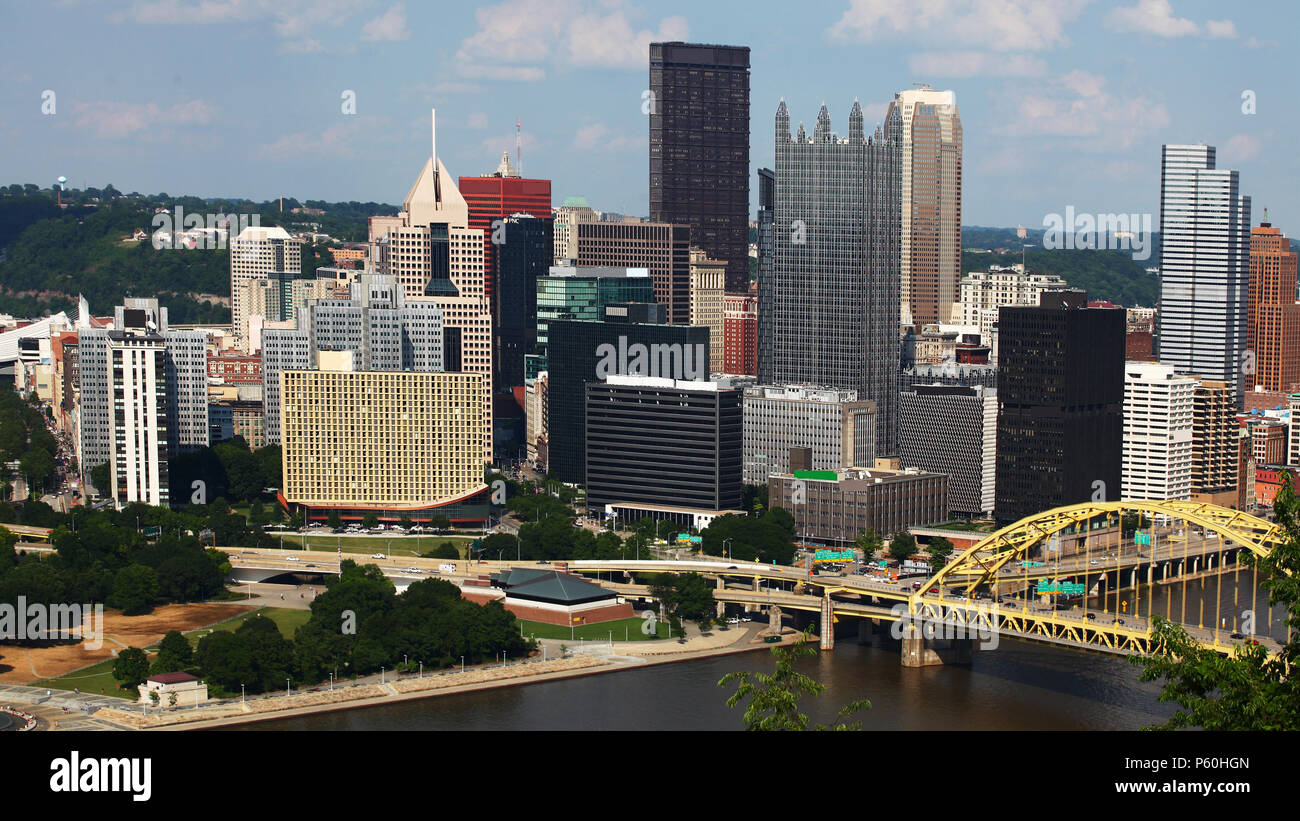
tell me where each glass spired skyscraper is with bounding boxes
[1157,144,1251,402]
[757,100,902,456]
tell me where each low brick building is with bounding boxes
[461,569,633,626]
[138,672,208,707]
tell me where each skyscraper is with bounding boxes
[574,221,693,324]
[459,152,552,307]
[886,86,962,328]
[368,111,494,461]
[649,42,750,293]
[899,384,997,517]
[1247,218,1299,393]
[995,291,1124,523]
[494,213,553,393]
[1157,144,1251,401]
[230,225,301,352]
[78,299,209,507]
[758,100,902,456]
[1122,361,1195,502]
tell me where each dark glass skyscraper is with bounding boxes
[494,214,553,392]
[758,100,902,456]
[649,41,750,293]
[994,291,1125,524]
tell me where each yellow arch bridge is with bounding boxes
[585,500,1288,662]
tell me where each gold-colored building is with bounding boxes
[281,363,485,514]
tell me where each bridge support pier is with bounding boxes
[768,605,783,632]
[716,575,726,619]
[857,618,875,645]
[820,594,834,651]
[900,623,974,668]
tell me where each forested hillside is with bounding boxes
[0,185,391,322]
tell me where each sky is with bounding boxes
[1,0,1295,232]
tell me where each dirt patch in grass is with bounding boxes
[0,602,255,684]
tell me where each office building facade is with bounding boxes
[649,42,750,293]
[585,375,742,512]
[1122,361,1195,501]
[885,86,962,327]
[230,225,301,352]
[899,383,997,516]
[575,221,693,325]
[769,467,948,545]
[994,292,1124,522]
[759,100,902,456]
[742,385,876,485]
[1157,144,1251,400]
[1247,220,1300,393]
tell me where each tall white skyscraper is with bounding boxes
[1122,361,1196,501]
[230,225,301,352]
[886,85,962,328]
[79,299,209,507]
[1157,144,1251,401]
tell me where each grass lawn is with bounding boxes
[183,606,310,645]
[516,615,678,642]
[32,608,310,697]
[32,657,128,698]
[278,533,475,557]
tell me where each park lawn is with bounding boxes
[32,608,310,696]
[516,616,675,642]
[279,533,475,557]
[185,607,310,645]
[32,656,132,698]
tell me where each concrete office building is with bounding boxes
[899,383,997,517]
[995,291,1124,523]
[575,221,693,325]
[649,42,751,293]
[368,111,494,461]
[1122,362,1195,502]
[742,385,876,485]
[280,354,485,523]
[261,274,443,445]
[759,100,901,456]
[547,309,709,484]
[552,197,599,262]
[230,225,301,351]
[1192,378,1239,506]
[79,300,208,507]
[1157,144,1251,400]
[885,85,962,327]
[769,467,948,545]
[957,265,1068,353]
[688,248,726,374]
[585,375,742,513]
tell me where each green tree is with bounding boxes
[718,629,870,730]
[90,462,111,496]
[887,532,918,563]
[327,509,342,529]
[155,629,193,669]
[431,542,460,559]
[927,536,955,573]
[362,511,379,530]
[854,528,883,560]
[110,565,160,615]
[112,646,150,688]
[1131,478,1300,730]
[650,572,715,627]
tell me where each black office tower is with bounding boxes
[994,290,1125,523]
[494,213,553,392]
[586,378,742,513]
[547,310,710,485]
[649,41,750,293]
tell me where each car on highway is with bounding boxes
[305,563,316,568]
[372,553,386,559]
[404,567,421,574]
[285,556,300,562]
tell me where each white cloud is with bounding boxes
[1221,133,1262,164]
[454,0,689,81]
[573,120,645,152]
[994,69,1170,149]
[361,3,409,43]
[827,0,1091,52]
[1105,0,1238,39]
[467,112,488,129]
[124,0,370,50]
[72,98,218,139]
[908,50,1047,78]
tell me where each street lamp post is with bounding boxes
[241,683,245,704]
[460,655,464,673]
[285,678,290,698]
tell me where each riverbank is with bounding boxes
[87,623,796,731]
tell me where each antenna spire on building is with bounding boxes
[516,117,522,176]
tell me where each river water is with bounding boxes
[232,636,1178,731]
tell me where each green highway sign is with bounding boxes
[814,549,855,563]
[1135,532,1152,546]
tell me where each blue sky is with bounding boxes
[1,0,1294,231]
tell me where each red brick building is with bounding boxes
[1248,221,1300,392]
[723,292,757,375]
[207,352,262,384]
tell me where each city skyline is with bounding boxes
[0,0,1293,232]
